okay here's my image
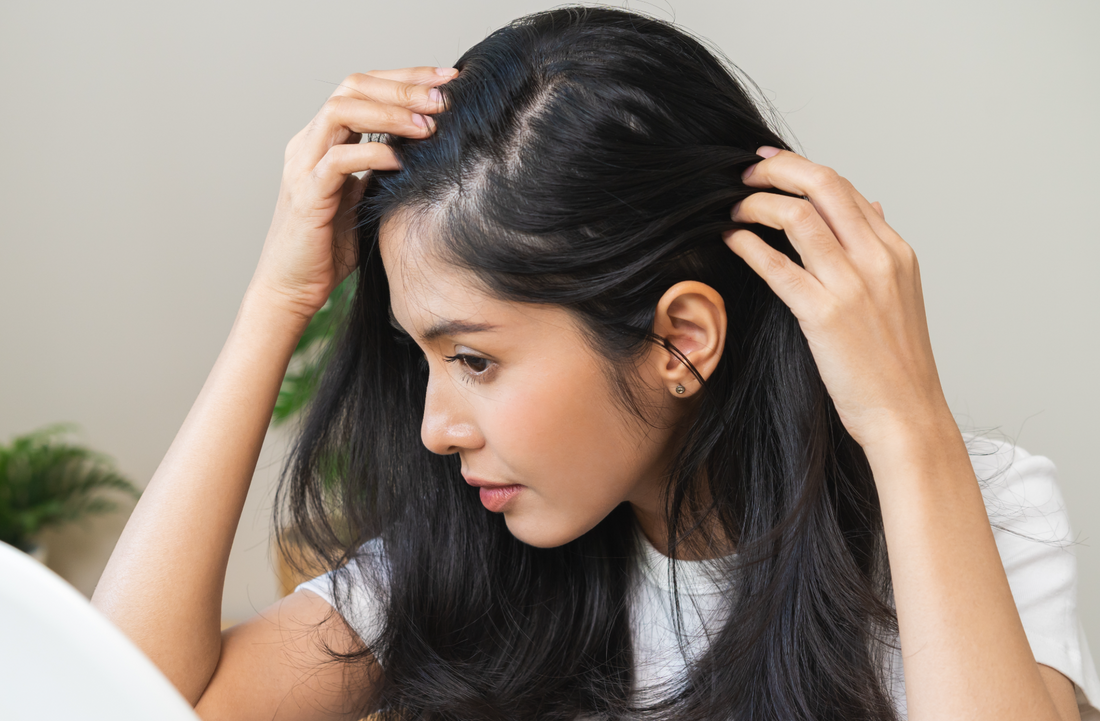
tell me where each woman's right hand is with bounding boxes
[251,66,457,322]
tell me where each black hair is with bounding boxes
[277,6,899,720]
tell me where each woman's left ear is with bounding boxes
[651,281,727,397]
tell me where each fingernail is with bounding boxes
[731,201,742,218]
[429,88,442,103]
[435,66,458,77]
[757,146,781,158]
[412,113,427,128]
[741,164,758,181]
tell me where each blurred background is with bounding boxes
[1,0,1097,640]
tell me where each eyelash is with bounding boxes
[443,353,493,383]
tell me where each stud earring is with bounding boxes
[675,384,686,395]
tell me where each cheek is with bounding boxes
[485,357,654,536]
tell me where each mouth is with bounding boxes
[463,474,525,512]
[475,484,524,512]
[462,474,517,489]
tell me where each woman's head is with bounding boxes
[367,5,787,551]
[282,6,898,720]
[380,212,728,549]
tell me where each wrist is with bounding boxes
[242,277,321,329]
[858,402,966,471]
[238,281,316,345]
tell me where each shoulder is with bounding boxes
[294,536,390,648]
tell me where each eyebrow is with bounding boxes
[422,319,498,341]
[389,310,498,342]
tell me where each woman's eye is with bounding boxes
[465,356,491,373]
[443,353,492,378]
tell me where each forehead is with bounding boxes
[378,212,573,338]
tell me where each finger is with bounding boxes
[331,72,452,115]
[311,142,400,199]
[294,96,432,170]
[742,149,881,255]
[361,66,458,86]
[722,228,825,319]
[732,192,857,288]
[836,185,921,288]
[284,124,310,164]
[845,188,912,258]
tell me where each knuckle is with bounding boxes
[868,247,898,277]
[384,104,405,127]
[788,199,818,227]
[818,297,843,324]
[314,149,335,176]
[320,144,351,173]
[809,165,841,189]
[763,251,793,281]
[897,240,918,265]
[320,95,346,120]
[306,162,326,189]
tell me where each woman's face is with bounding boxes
[380,214,683,548]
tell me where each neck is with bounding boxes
[628,485,735,562]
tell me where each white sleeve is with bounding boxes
[969,435,1100,718]
[294,536,389,658]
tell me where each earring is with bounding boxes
[675,384,686,395]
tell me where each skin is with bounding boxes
[89,67,1083,721]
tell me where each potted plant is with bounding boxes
[0,424,140,563]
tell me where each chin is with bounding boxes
[502,509,599,549]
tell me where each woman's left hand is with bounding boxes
[723,147,952,454]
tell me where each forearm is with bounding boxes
[868,413,1061,721]
[91,285,310,705]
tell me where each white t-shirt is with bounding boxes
[298,436,1100,719]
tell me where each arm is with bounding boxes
[725,147,1079,721]
[867,417,1079,721]
[90,66,455,710]
[194,590,379,720]
[90,288,309,702]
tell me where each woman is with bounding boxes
[91,6,1098,720]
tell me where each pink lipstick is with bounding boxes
[478,484,523,512]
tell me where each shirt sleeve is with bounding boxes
[294,536,389,660]
[969,435,1100,718]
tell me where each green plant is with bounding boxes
[272,274,357,425]
[0,424,140,552]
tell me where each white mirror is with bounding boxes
[0,542,201,721]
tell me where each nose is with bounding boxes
[420,369,484,455]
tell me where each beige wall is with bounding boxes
[1,0,1097,642]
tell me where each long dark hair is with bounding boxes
[277,6,899,720]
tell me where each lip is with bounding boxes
[477,484,524,512]
[463,475,524,512]
[462,474,515,489]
